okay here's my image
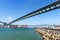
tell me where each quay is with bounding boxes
[36,28,60,40]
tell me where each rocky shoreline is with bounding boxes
[36,28,60,40]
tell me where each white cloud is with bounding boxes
[7,16,12,23]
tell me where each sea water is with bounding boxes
[0,28,43,40]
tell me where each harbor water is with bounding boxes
[0,28,43,40]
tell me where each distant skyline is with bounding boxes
[0,0,60,25]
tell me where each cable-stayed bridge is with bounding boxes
[8,0,60,25]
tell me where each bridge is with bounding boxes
[8,0,60,25]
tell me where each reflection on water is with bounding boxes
[0,28,42,40]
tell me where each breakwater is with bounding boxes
[36,28,60,40]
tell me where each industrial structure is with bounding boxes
[0,0,60,27]
[7,0,60,25]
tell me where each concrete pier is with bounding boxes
[36,28,60,40]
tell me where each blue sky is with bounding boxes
[0,0,60,25]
